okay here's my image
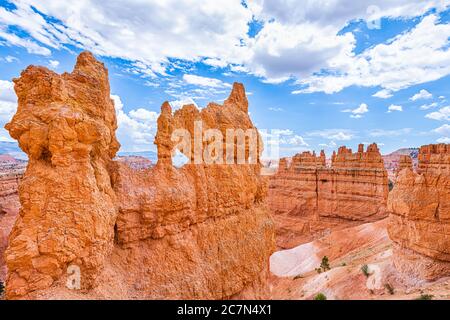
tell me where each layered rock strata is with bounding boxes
[388,144,450,280]
[269,144,388,248]
[4,52,274,299]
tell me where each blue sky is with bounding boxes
[1,0,450,158]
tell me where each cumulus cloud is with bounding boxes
[425,106,450,121]
[368,128,412,137]
[433,124,450,136]
[0,0,252,76]
[0,80,17,142]
[111,94,158,152]
[294,14,450,94]
[169,98,198,111]
[48,59,59,69]
[410,89,432,101]
[284,135,308,146]
[342,103,368,118]
[419,102,438,110]
[260,129,308,147]
[182,74,230,88]
[437,137,450,143]
[372,89,393,99]
[1,0,449,93]
[307,129,355,141]
[318,140,337,148]
[387,104,403,112]
[0,55,18,63]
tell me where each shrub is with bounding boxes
[0,281,4,297]
[416,294,433,300]
[314,293,327,300]
[320,256,331,272]
[361,264,370,277]
[384,283,394,295]
[293,274,304,280]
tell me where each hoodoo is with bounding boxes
[269,143,388,248]
[388,144,450,280]
[3,52,274,299]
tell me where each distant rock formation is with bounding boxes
[0,156,25,283]
[388,144,450,280]
[3,52,274,299]
[383,148,419,182]
[114,155,153,170]
[269,143,389,248]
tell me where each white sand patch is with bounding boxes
[270,242,320,277]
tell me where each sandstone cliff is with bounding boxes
[388,144,450,280]
[269,144,388,248]
[0,158,24,283]
[3,52,274,299]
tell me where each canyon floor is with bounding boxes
[269,219,450,300]
[2,199,449,300]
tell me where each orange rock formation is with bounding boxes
[3,52,274,299]
[269,143,388,248]
[388,144,450,280]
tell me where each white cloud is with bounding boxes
[437,137,450,143]
[182,74,230,88]
[388,104,403,112]
[0,80,17,143]
[373,89,393,99]
[318,140,337,148]
[129,108,158,122]
[284,135,308,146]
[0,80,17,119]
[342,103,368,118]
[307,129,355,141]
[144,81,159,88]
[1,0,449,92]
[268,107,283,112]
[419,102,438,110]
[0,0,252,76]
[48,59,59,69]
[1,55,18,63]
[368,128,412,137]
[294,14,450,94]
[0,27,51,55]
[425,106,450,121]
[111,94,158,152]
[410,89,432,101]
[433,124,450,136]
[169,98,198,111]
[203,58,228,68]
[272,129,293,136]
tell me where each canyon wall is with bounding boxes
[3,52,274,299]
[388,144,450,280]
[269,144,388,248]
[0,159,24,282]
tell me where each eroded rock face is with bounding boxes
[320,143,388,220]
[269,143,388,248]
[0,158,24,283]
[109,83,273,299]
[4,52,120,298]
[388,144,450,280]
[4,52,274,299]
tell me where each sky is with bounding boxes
[0,0,450,159]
